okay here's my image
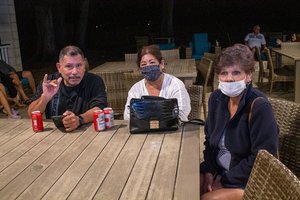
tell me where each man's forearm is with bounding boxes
[27,95,50,117]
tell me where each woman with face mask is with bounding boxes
[200,44,279,200]
[123,44,191,121]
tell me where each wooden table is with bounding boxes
[89,59,197,85]
[0,119,200,200]
[272,48,300,103]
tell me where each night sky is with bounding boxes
[14,0,300,62]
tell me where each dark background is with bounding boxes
[14,0,300,68]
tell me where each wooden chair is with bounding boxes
[264,47,294,94]
[186,85,203,120]
[123,72,143,92]
[255,46,269,88]
[203,53,217,89]
[203,52,217,62]
[243,149,300,200]
[185,47,192,59]
[124,53,137,62]
[268,97,300,178]
[195,57,213,120]
[161,48,180,60]
[94,72,127,118]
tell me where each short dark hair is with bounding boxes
[59,45,85,61]
[216,43,255,74]
[136,45,162,67]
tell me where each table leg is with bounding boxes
[295,60,300,103]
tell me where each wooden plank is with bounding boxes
[119,134,164,200]
[65,123,131,200]
[0,126,93,200]
[0,122,39,155]
[146,129,182,200]
[0,124,63,190]
[16,125,95,200]
[0,120,24,136]
[41,122,122,200]
[0,123,56,172]
[93,133,147,200]
[174,124,200,200]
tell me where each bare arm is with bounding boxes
[27,74,62,117]
[62,106,100,132]
[27,94,51,117]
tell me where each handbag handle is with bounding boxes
[141,96,166,100]
[180,118,205,126]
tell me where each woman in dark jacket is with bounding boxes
[200,44,279,200]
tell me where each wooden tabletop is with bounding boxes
[0,119,200,200]
[89,59,197,85]
[272,48,300,103]
[272,48,300,60]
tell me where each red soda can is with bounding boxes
[93,110,105,131]
[104,107,114,129]
[31,111,44,132]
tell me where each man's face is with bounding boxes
[56,55,86,87]
[253,26,260,35]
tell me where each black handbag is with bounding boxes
[129,96,179,133]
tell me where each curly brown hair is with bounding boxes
[216,43,255,75]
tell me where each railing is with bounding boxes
[0,44,10,64]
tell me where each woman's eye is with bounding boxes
[220,72,227,76]
[232,71,241,76]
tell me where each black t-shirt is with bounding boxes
[0,60,16,75]
[30,72,108,119]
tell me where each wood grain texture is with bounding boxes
[0,120,200,200]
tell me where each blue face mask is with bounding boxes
[140,65,162,81]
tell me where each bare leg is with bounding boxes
[10,73,29,101]
[0,89,15,118]
[22,70,36,94]
[0,83,8,99]
[201,188,244,200]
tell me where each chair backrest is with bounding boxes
[255,46,266,84]
[264,48,275,80]
[243,150,300,200]
[186,85,203,120]
[161,48,180,60]
[281,42,300,50]
[94,72,127,116]
[195,57,213,120]
[196,57,214,93]
[124,53,137,62]
[202,53,216,90]
[193,33,210,54]
[279,42,299,66]
[203,52,217,62]
[268,97,300,178]
[123,72,143,92]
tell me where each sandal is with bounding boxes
[7,114,21,119]
[3,108,20,116]
[11,108,20,116]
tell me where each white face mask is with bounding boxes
[218,79,247,97]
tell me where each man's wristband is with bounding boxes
[78,115,84,127]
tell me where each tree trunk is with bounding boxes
[161,0,174,36]
[34,1,57,60]
[75,0,90,50]
[52,0,67,50]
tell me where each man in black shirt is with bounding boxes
[28,45,107,132]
